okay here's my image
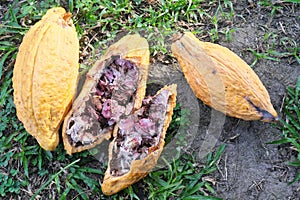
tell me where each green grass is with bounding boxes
[258,0,284,16]
[1,0,299,199]
[0,93,224,198]
[247,1,300,67]
[269,76,300,184]
[247,31,300,67]
[0,132,105,198]
[258,0,300,16]
[68,0,239,57]
[145,144,225,200]
[1,1,230,197]
[165,103,190,146]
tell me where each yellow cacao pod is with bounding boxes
[171,32,278,122]
[12,7,79,150]
[62,34,150,154]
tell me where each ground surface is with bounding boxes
[148,2,300,199]
[212,3,300,199]
[1,1,299,199]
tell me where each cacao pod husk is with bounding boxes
[171,32,278,122]
[101,84,177,195]
[12,7,79,150]
[62,34,150,154]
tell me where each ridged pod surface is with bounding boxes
[171,32,278,122]
[12,7,79,150]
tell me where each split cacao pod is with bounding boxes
[62,34,150,154]
[102,84,177,195]
[171,32,278,122]
[12,7,79,150]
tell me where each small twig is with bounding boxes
[20,188,33,196]
[273,165,286,170]
[71,189,92,200]
[217,153,228,181]
[224,154,228,181]
[30,159,80,200]
[280,94,286,113]
[289,146,298,152]
[0,35,14,40]
[202,176,217,185]
[81,32,99,57]
[249,179,265,192]
[226,133,240,142]
[279,21,286,34]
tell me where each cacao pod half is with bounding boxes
[62,34,150,154]
[171,32,278,122]
[12,7,79,150]
[102,84,177,195]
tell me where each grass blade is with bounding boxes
[183,195,223,200]
[30,159,80,200]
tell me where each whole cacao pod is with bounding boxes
[13,7,79,150]
[171,32,278,122]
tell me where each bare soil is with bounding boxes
[210,3,300,199]
[146,2,300,199]
[1,1,299,199]
[173,3,300,200]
